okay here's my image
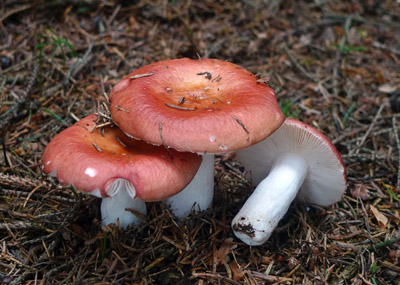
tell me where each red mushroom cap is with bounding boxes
[42,114,201,201]
[109,58,284,153]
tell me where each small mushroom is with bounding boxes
[42,114,201,228]
[231,118,346,245]
[109,58,284,218]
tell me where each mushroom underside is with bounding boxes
[100,178,147,228]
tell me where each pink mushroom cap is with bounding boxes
[109,58,284,153]
[42,114,202,201]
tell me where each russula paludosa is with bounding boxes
[42,114,201,228]
[109,58,284,218]
[231,118,347,245]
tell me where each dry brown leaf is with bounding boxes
[215,238,236,266]
[388,250,400,265]
[370,205,388,229]
[342,67,371,77]
[230,261,245,281]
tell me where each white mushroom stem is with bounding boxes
[166,154,215,218]
[231,152,308,246]
[100,178,147,229]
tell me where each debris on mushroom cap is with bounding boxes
[236,118,347,206]
[42,114,202,201]
[109,58,284,154]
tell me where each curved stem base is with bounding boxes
[231,153,308,245]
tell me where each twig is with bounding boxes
[114,105,130,112]
[2,140,10,167]
[158,119,165,146]
[191,272,241,285]
[333,17,351,97]
[324,13,400,29]
[250,271,292,283]
[232,116,250,134]
[0,76,6,93]
[92,143,102,152]
[0,60,39,136]
[372,41,400,56]
[115,136,127,148]
[350,102,388,154]
[367,237,400,251]
[274,19,342,43]
[282,44,317,83]
[0,221,42,231]
[64,41,94,85]
[130,72,154,79]
[0,3,34,23]
[0,173,76,203]
[165,102,197,111]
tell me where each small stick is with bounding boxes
[197,71,212,80]
[23,184,42,208]
[95,122,113,129]
[351,102,388,154]
[2,141,10,167]
[232,116,250,134]
[130,72,154,79]
[372,41,400,55]
[158,119,165,146]
[92,143,102,152]
[211,74,222,82]
[0,76,6,94]
[103,91,110,104]
[393,117,400,190]
[115,105,130,112]
[64,42,94,85]
[89,124,96,133]
[191,272,241,285]
[115,136,127,148]
[165,102,196,111]
[283,44,317,83]
[0,221,41,231]
[69,112,80,122]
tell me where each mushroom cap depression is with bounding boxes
[109,58,284,153]
[42,114,202,201]
[236,118,347,206]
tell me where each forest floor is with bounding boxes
[1,1,400,284]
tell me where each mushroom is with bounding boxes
[231,118,346,245]
[109,58,284,218]
[42,114,201,228]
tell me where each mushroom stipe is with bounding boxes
[232,118,346,246]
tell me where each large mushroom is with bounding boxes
[231,118,347,245]
[42,114,201,228]
[109,58,284,218]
